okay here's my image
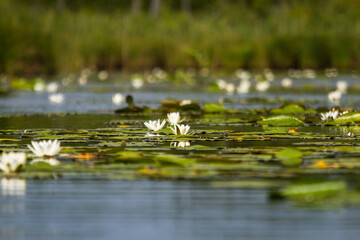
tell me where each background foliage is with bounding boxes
[1,0,359,76]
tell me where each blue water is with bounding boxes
[1,75,360,240]
[1,179,360,240]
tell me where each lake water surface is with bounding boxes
[1,75,360,239]
[2,179,360,240]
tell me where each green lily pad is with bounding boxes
[271,104,305,114]
[276,148,303,167]
[258,115,304,126]
[203,103,228,113]
[334,112,360,124]
[281,181,346,200]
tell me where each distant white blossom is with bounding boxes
[112,93,124,105]
[225,83,235,95]
[325,68,338,78]
[167,112,180,125]
[131,78,144,89]
[27,140,61,157]
[328,90,342,103]
[98,70,109,81]
[336,81,348,93]
[152,67,167,80]
[180,99,192,106]
[235,69,251,81]
[144,119,166,131]
[46,82,59,92]
[48,93,64,104]
[78,76,87,85]
[216,79,227,90]
[281,78,293,88]
[0,152,27,173]
[264,69,275,81]
[256,81,270,92]
[34,82,45,92]
[302,69,316,79]
[236,79,251,94]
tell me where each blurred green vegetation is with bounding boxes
[1,0,360,76]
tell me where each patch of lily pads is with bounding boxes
[1,101,360,207]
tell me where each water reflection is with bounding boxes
[1,178,26,196]
[171,141,190,148]
[328,126,358,136]
[30,158,60,166]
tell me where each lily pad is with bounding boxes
[276,148,303,167]
[203,103,228,113]
[258,115,304,126]
[334,112,360,124]
[281,181,346,200]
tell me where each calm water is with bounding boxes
[1,179,360,240]
[1,76,360,240]
[0,75,360,114]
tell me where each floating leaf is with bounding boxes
[203,103,227,113]
[334,112,360,124]
[271,104,305,114]
[276,148,303,167]
[281,181,346,200]
[258,115,304,125]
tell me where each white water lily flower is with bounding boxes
[48,93,64,104]
[98,70,109,81]
[171,141,190,148]
[281,78,293,88]
[1,178,26,196]
[112,93,124,105]
[303,69,316,79]
[78,76,87,85]
[27,140,61,157]
[131,78,144,89]
[216,79,227,90]
[236,79,251,94]
[46,82,59,92]
[0,152,27,173]
[31,158,60,166]
[167,112,180,125]
[235,69,251,81]
[320,110,347,121]
[225,83,235,95]
[170,124,190,135]
[180,99,192,106]
[34,82,45,92]
[320,111,339,121]
[144,119,166,131]
[264,69,275,81]
[255,81,270,92]
[328,90,342,103]
[325,68,338,78]
[336,80,348,93]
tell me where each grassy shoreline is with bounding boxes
[1,1,360,76]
